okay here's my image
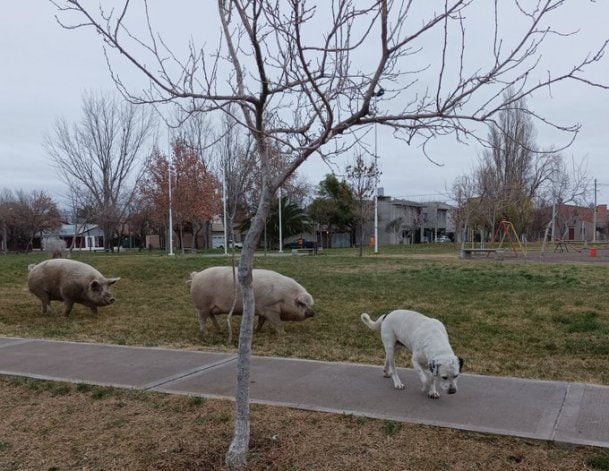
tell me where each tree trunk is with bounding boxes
[358,220,364,257]
[225,187,272,471]
[103,222,112,251]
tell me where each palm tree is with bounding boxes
[242,198,312,250]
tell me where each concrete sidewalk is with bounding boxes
[0,336,607,449]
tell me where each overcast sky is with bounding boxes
[2,2,609,207]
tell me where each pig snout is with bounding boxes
[305,308,315,318]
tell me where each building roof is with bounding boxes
[56,223,101,237]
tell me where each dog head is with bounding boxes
[428,355,464,395]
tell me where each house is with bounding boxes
[57,224,105,250]
[34,223,105,251]
[377,196,455,245]
[538,204,609,241]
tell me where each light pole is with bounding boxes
[278,187,283,253]
[374,122,379,254]
[593,178,597,243]
[167,150,174,256]
[222,167,228,255]
[373,87,384,254]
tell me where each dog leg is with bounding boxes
[382,338,404,390]
[383,356,391,378]
[427,376,440,399]
[413,358,430,393]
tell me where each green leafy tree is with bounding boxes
[307,174,354,248]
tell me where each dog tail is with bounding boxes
[360,313,386,332]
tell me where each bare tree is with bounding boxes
[46,91,156,250]
[451,174,486,252]
[54,1,608,468]
[0,189,15,253]
[346,152,379,256]
[474,93,561,235]
[11,190,61,251]
[537,155,590,251]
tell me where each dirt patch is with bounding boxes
[0,377,605,471]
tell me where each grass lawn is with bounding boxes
[2,247,609,384]
[2,247,609,469]
[0,376,607,471]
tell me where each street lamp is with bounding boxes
[222,167,228,256]
[278,187,283,253]
[167,150,175,256]
[373,87,384,254]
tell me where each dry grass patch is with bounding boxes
[0,377,605,471]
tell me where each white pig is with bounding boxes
[189,266,315,335]
[27,259,120,316]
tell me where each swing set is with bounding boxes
[490,219,527,256]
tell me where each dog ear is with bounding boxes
[458,356,464,372]
[428,360,438,375]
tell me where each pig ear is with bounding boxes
[106,277,120,285]
[90,280,102,292]
[295,293,312,308]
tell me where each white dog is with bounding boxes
[361,309,463,399]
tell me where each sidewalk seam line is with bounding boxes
[143,356,237,391]
[550,383,570,442]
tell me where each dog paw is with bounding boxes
[383,372,391,378]
[394,383,405,390]
[427,391,440,399]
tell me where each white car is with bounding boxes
[435,235,450,243]
[218,241,243,250]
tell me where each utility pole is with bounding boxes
[278,187,283,253]
[372,87,384,254]
[167,145,175,256]
[374,122,379,254]
[593,178,597,243]
[222,168,228,255]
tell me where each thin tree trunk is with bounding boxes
[359,221,364,257]
[225,187,272,471]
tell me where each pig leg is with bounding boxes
[210,314,221,331]
[62,300,74,316]
[263,309,285,335]
[255,315,266,332]
[196,309,210,336]
[38,292,52,315]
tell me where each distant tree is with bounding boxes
[46,91,156,250]
[63,184,97,252]
[308,175,354,248]
[474,93,560,235]
[125,193,159,250]
[451,174,487,251]
[346,153,379,256]
[6,190,62,252]
[385,217,403,245]
[140,139,222,251]
[243,198,311,250]
[0,190,16,253]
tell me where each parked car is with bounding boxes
[218,241,243,250]
[435,235,451,243]
[283,239,317,249]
